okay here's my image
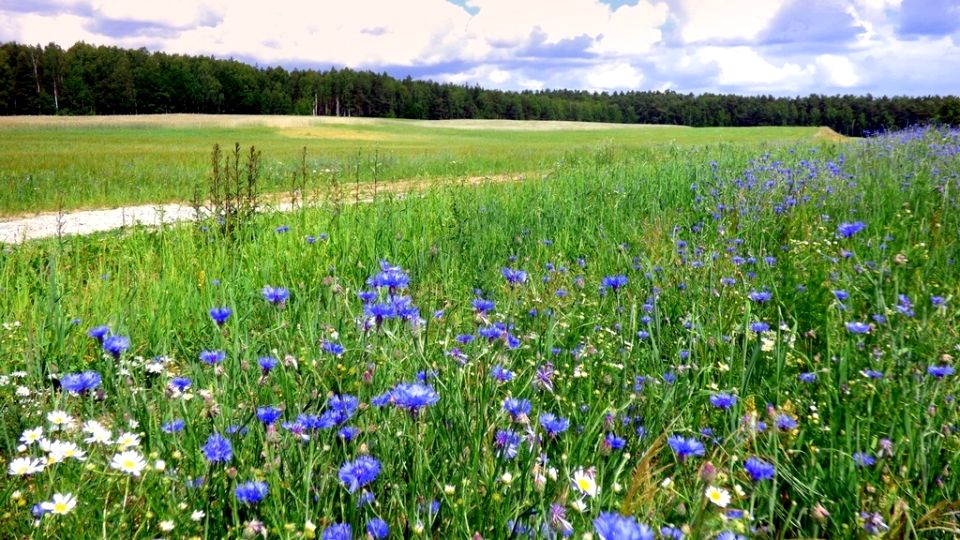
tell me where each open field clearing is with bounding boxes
[0,125,957,538]
[0,115,833,215]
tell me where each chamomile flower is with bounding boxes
[20,427,44,446]
[8,457,45,476]
[115,432,141,449]
[110,450,147,476]
[48,441,86,462]
[706,486,731,508]
[40,493,77,516]
[572,468,599,497]
[46,410,75,430]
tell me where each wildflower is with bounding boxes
[837,221,866,238]
[502,267,528,284]
[539,413,570,437]
[102,335,130,358]
[8,457,44,476]
[715,532,746,540]
[258,356,277,373]
[743,457,775,482]
[861,369,884,379]
[601,275,628,291]
[209,307,232,326]
[660,525,684,539]
[48,441,85,462]
[257,406,283,425]
[322,523,352,540]
[549,503,574,536]
[931,295,946,307]
[235,480,268,505]
[46,410,75,429]
[262,286,290,305]
[60,371,102,394]
[706,486,731,507]
[367,518,389,539]
[191,510,205,521]
[667,435,705,461]
[572,468,599,497]
[494,429,521,460]
[199,350,226,365]
[747,290,772,303]
[110,450,147,476]
[472,298,495,313]
[20,427,44,446]
[853,452,875,467]
[709,393,737,409]
[860,512,889,535]
[833,290,849,301]
[87,325,110,342]
[159,520,175,532]
[603,432,626,451]
[202,433,233,463]
[593,512,654,540]
[927,365,955,378]
[389,382,439,413]
[161,419,186,434]
[338,456,381,493]
[321,341,344,356]
[169,376,192,393]
[491,364,515,382]
[846,322,871,334]
[40,493,77,516]
[115,432,141,449]
[503,397,532,421]
[775,414,798,431]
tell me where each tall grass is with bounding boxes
[0,127,957,539]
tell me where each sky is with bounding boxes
[0,0,958,96]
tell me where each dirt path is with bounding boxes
[0,174,530,244]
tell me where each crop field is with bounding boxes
[1,122,959,539]
[0,115,829,216]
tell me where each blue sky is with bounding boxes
[1,0,957,96]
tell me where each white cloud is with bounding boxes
[679,0,786,43]
[585,62,644,90]
[695,46,812,88]
[815,54,859,87]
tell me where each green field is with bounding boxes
[0,115,833,215]
[1,122,958,538]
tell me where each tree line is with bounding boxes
[2,41,958,135]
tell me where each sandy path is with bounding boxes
[0,174,528,244]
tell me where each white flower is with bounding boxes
[571,468,599,497]
[190,510,205,522]
[570,499,587,513]
[153,460,166,472]
[48,441,86,462]
[115,432,141,449]
[46,410,75,429]
[706,486,731,508]
[8,457,45,476]
[110,450,147,476]
[19,427,44,446]
[159,520,175,532]
[40,493,77,515]
[84,425,112,445]
[16,385,30,397]
[500,471,514,484]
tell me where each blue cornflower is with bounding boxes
[490,364,515,382]
[169,376,192,392]
[102,335,130,358]
[234,480,268,505]
[667,435,705,461]
[932,295,946,307]
[455,334,475,344]
[799,372,817,383]
[743,456,775,481]
[709,393,737,410]
[593,512,654,540]
[472,298,495,313]
[262,286,290,305]
[494,429,522,460]
[837,221,866,238]
[853,452,875,467]
[321,341,345,356]
[715,532,747,540]
[357,290,377,303]
[747,290,772,303]
[322,523,352,540]
[338,456,381,493]
[833,290,849,301]
[928,365,955,378]
[502,267,528,284]
[366,518,389,539]
[202,433,233,463]
[199,350,226,365]
[87,325,110,343]
[660,525,685,539]
[209,307,232,326]
[775,414,798,430]
[367,263,410,290]
[749,321,770,333]
[338,426,360,441]
[258,356,277,373]
[162,419,186,433]
[503,397,532,420]
[60,371,102,394]
[602,275,629,291]
[275,225,289,233]
[539,413,570,437]
[603,432,627,451]
[256,406,283,425]
[862,369,884,379]
[720,277,736,286]
[897,294,914,317]
[846,321,871,334]
[390,382,439,413]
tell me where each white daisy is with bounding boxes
[706,486,731,508]
[8,457,45,476]
[19,427,44,446]
[40,493,77,515]
[48,441,86,462]
[572,468,599,498]
[115,432,141,449]
[110,450,147,476]
[46,410,75,429]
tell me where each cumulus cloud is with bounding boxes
[0,0,958,96]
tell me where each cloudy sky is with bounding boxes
[1,0,958,96]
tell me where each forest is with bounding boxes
[2,41,958,135]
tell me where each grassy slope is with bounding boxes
[0,115,829,215]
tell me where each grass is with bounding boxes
[1,125,956,539]
[0,115,830,215]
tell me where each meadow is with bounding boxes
[0,121,959,539]
[0,115,828,215]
